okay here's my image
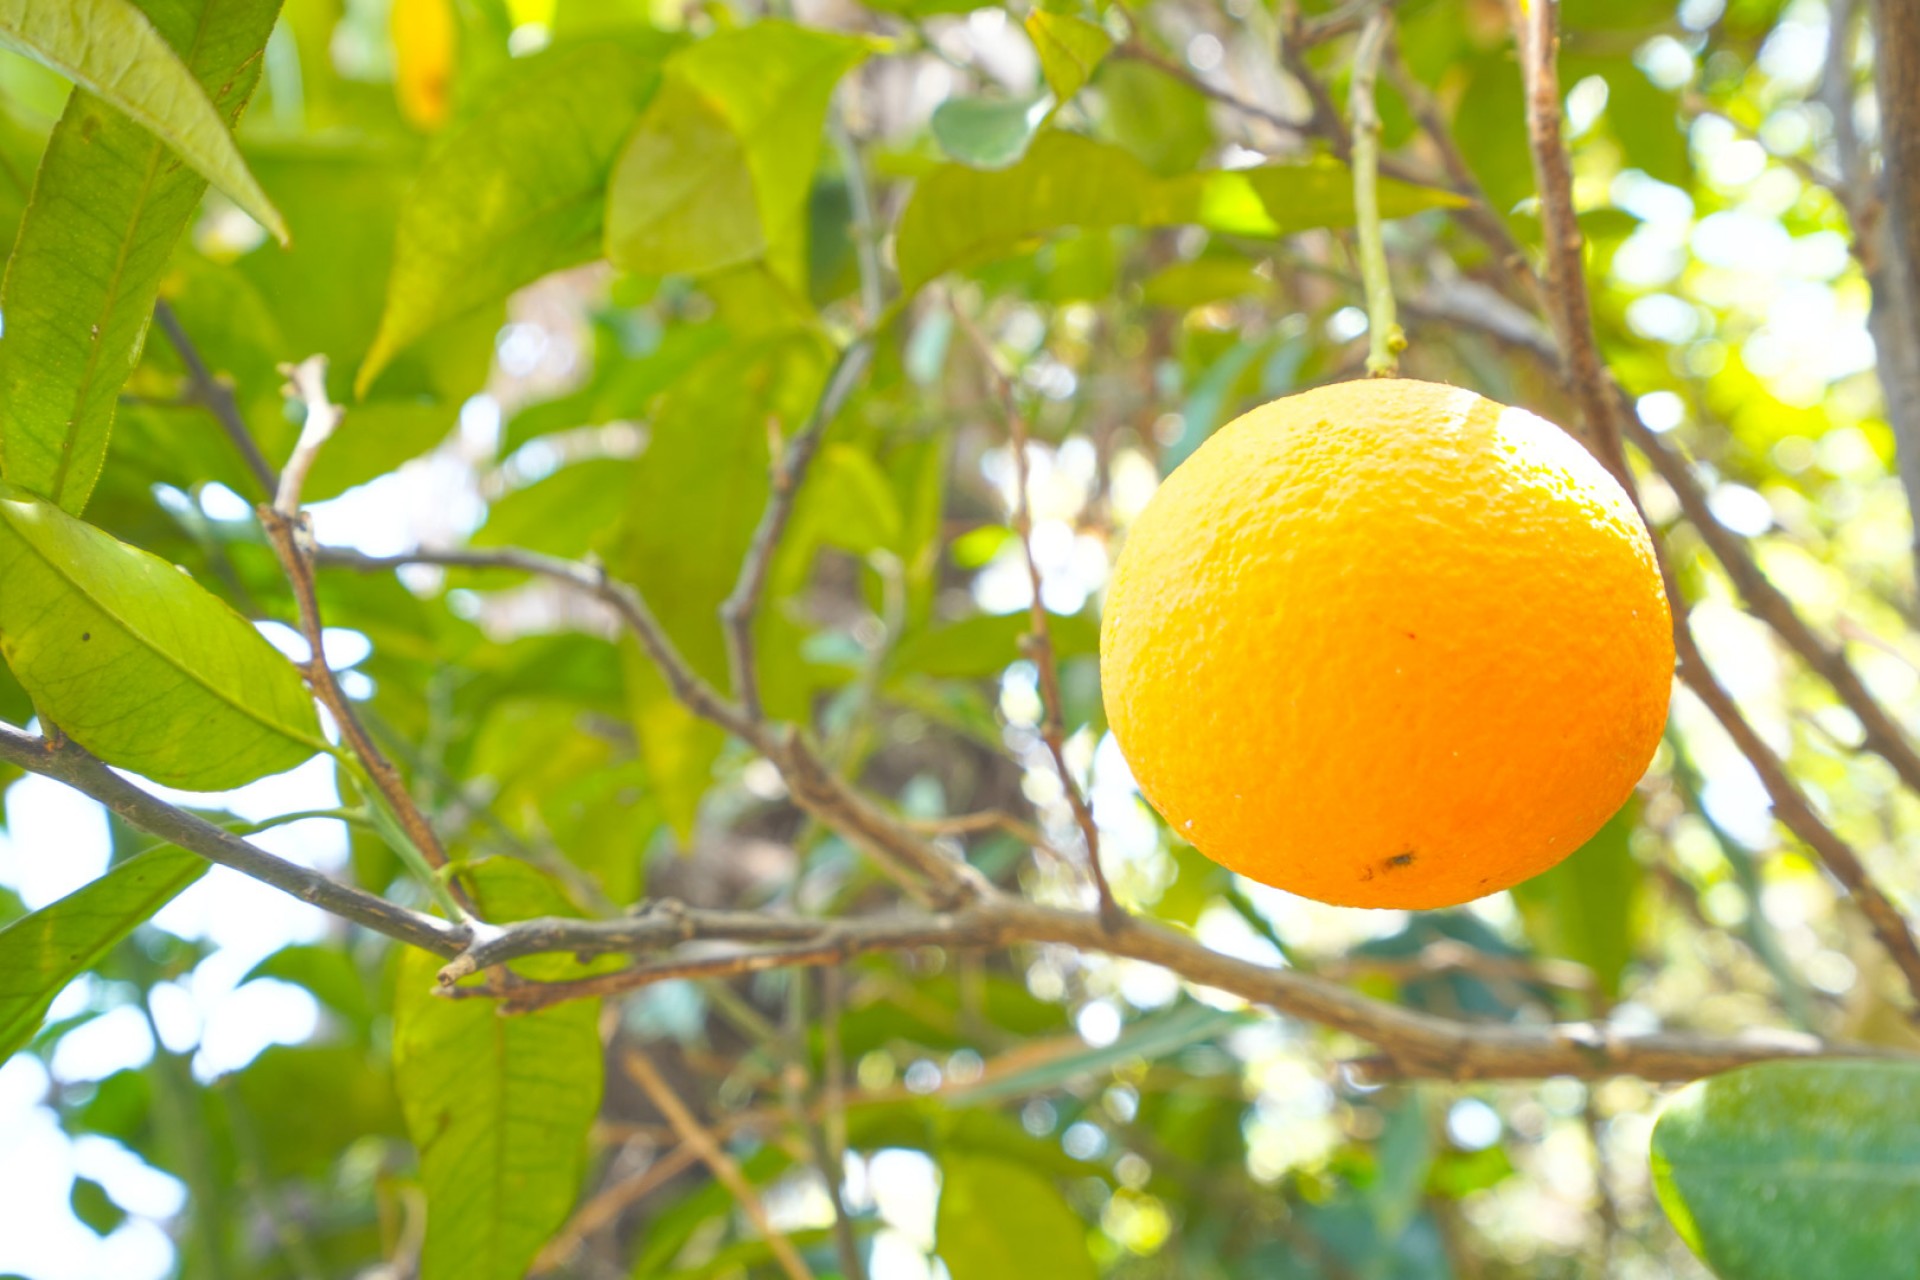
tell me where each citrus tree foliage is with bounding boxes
[1,0,1918,1278]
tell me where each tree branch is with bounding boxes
[258,364,460,916]
[621,1049,816,1280]
[720,337,875,722]
[0,724,463,956]
[319,547,985,907]
[1505,0,1628,476]
[950,304,1122,927]
[4,708,1900,1084]
[151,300,281,499]
[1864,0,1920,584]
[438,893,1902,1082]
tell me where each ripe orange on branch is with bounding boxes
[1100,379,1674,909]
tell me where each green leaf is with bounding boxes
[359,35,680,392]
[895,133,1462,293]
[0,844,206,1063]
[394,861,605,1280]
[790,442,903,558]
[70,1177,127,1236]
[1651,1061,1920,1280]
[895,133,1157,293]
[612,333,833,838]
[931,95,1051,169]
[0,0,282,515]
[1025,10,1112,103]
[1510,799,1642,1000]
[474,457,636,561]
[1093,58,1212,177]
[1241,157,1468,235]
[890,609,1099,680]
[0,486,324,789]
[0,0,285,239]
[949,1003,1245,1104]
[1140,254,1270,309]
[605,22,870,287]
[936,1153,1096,1280]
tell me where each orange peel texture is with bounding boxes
[1100,379,1674,909]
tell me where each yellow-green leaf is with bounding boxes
[606,22,870,287]
[0,845,206,1063]
[0,486,324,789]
[394,860,605,1280]
[895,133,1465,293]
[1025,10,1112,103]
[0,0,284,239]
[0,0,283,515]
[936,1153,1097,1280]
[359,35,680,392]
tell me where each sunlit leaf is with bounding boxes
[1652,1061,1920,1280]
[0,844,205,1062]
[605,22,870,287]
[394,861,605,1280]
[0,0,285,238]
[0,486,324,789]
[0,0,282,515]
[611,333,832,838]
[895,133,1462,293]
[937,1153,1096,1280]
[359,35,680,390]
[1026,10,1112,103]
[890,609,1099,680]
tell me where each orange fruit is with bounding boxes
[1100,379,1673,909]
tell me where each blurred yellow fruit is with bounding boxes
[392,0,457,130]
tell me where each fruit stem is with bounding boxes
[1348,8,1404,377]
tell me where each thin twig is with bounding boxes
[273,357,343,518]
[621,1050,816,1280]
[1112,40,1309,142]
[151,301,280,498]
[1348,8,1403,376]
[831,110,886,327]
[1505,0,1628,478]
[1317,938,1596,999]
[0,724,463,955]
[1299,0,1404,46]
[786,972,866,1280]
[720,339,875,721]
[258,363,468,919]
[321,547,985,908]
[1626,417,1920,797]
[949,304,1123,928]
[530,1144,700,1274]
[1672,618,1920,1017]
[1384,42,1539,303]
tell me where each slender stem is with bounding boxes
[948,303,1123,928]
[1348,8,1403,376]
[621,1050,816,1280]
[831,109,886,327]
[0,723,464,955]
[152,301,281,499]
[1505,0,1628,477]
[529,1145,701,1274]
[720,337,874,721]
